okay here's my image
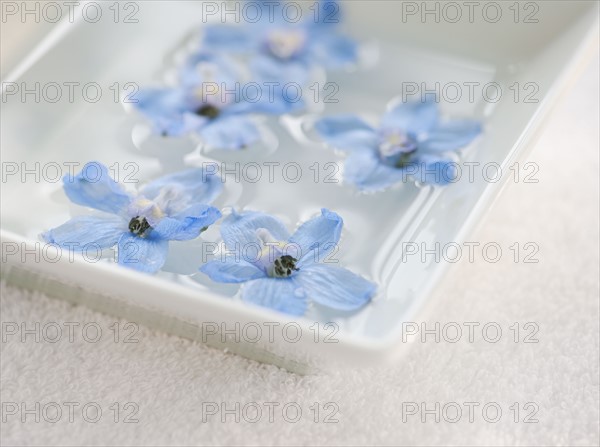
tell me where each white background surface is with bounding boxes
[1,13,599,447]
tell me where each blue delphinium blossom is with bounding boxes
[200,208,376,316]
[202,0,358,83]
[315,100,482,191]
[42,162,222,274]
[134,52,300,150]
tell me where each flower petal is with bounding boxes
[296,263,375,311]
[308,31,357,69]
[411,154,458,186]
[249,55,310,89]
[198,115,261,150]
[221,210,291,252]
[226,58,308,115]
[134,88,207,136]
[315,115,378,150]
[202,25,255,53]
[141,167,223,212]
[229,84,306,116]
[63,162,132,214]
[242,277,307,316]
[179,52,239,88]
[289,209,343,264]
[343,149,407,192]
[41,215,125,250]
[117,233,169,274]
[200,258,265,284]
[152,205,222,241]
[135,87,188,116]
[381,99,439,135]
[420,120,481,152]
[166,113,209,137]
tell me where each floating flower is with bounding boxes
[200,209,376,316]
[42,162,222,273]
[315,100,481,191]
[202,0,358,83]
[134,52,300,150]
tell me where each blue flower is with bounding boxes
[42,162,222,274]
[202,0,357,83]
[134,52,299,150]
[315,100,482,191]
[200,208,376,316]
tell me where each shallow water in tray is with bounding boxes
[1,6,497,331]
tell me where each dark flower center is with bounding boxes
[394,150,418,169]
[272,255,299,278]
[128,216,152,237]
[195,104,220,120]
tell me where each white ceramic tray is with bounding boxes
[1,1,598,373]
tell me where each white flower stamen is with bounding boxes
[266,29,307,60]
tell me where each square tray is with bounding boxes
[1,1,598,372]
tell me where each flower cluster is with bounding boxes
[41,1,486,318]
[133,0,358,150]
[42,162,222,273]
[315,99,482,190]
[202,0,357,82]
[200,209,375,316]
[134,53,302,150]
[42,163,376,315]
